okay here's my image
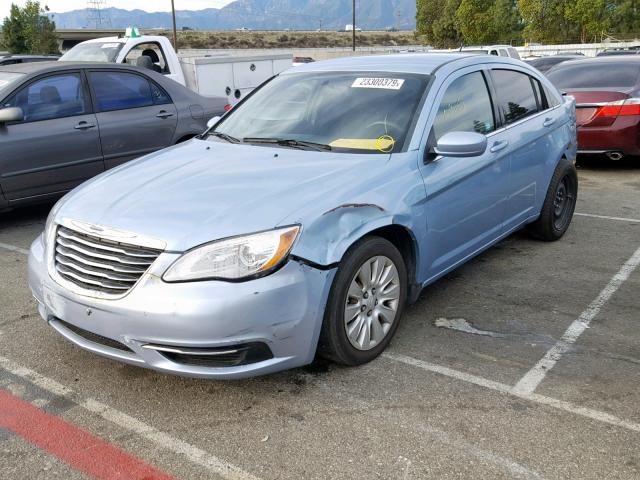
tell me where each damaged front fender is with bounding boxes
[290,203,415,268]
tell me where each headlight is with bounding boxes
[163,226,300,282]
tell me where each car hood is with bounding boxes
[55,139,385,252]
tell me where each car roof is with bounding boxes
[0,61,154,75]
[283,53,523,76]
[1,54,59,59]
[555,55,640,68]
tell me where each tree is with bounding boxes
[517,0,580,43]
[1,2,59,54]
[431,0,463,48]
[566,0,615,42]
[456,0,496,44]
[490,0,523,44]
[614,0,640,35]
[416,0,448,43]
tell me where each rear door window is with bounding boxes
[491,69,540,125]
[433,71,496,140]
[90,71,154,112]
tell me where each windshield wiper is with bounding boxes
[243,137,332,151]
[208,131,241,143]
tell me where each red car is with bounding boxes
[547,56,640,160]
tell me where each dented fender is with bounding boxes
[286,151,427,269]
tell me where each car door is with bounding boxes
[419,68,510,279]
[489,68,558,229]
[0,71,103,202]
[88,70,178,170]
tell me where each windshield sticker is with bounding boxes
[351,78,405,90]
[330,137,395,152]
[101,43,121,49]
[375,135,395,152]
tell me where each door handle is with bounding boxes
[489,140,509,153]
[156,110,174,119]
[543,117,556,127]
[74,121,95,130]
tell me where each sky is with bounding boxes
[1,1,234,21]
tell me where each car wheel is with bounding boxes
[318,236,407,366]
[528,158,578,241]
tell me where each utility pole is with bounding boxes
[171,0,178,53]
[352,0,356,51]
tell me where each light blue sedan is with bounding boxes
[28,54,577,378]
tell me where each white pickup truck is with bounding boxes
[60,31,293,105]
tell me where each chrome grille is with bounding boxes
[54,225,161,296]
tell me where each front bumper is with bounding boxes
[28,234,336,379]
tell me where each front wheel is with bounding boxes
[318,236,407,366]
[528,158,578,241]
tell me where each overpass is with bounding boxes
[56,28,168,51]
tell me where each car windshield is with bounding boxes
[211,71,431,154]
[60,41,124,62]
[0,72,24,97]
[547,62,640,89]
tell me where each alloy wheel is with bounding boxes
[344,255,401,351]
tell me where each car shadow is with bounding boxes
[577,154,640,171]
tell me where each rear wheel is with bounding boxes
[528,158,578,241]
[318,237,407,366]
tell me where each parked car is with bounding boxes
[525,54,585,73]
[547,56,640,160]
[0,54,60,66]
[28,54,577,379]
[292,56,315,67]
[0,62,226,209]
[597,48,640,57]
[459,45,521,59]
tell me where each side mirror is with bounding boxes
[434,131,487,157]
[206,116,221,129]
[0,107,24,125]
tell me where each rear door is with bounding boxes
[420,68,510,278]
[489,68,562,229]
[0,71,103,202]
[88,70,178,169]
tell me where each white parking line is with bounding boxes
[323,382,545,480]
[575,212,640,223]
[0,242,29,255]
[383,353,640,433]
[0,355,261,480]
[513,245,640,395]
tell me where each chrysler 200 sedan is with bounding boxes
[28,54,578,379]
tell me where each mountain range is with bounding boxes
[46,0,416,31]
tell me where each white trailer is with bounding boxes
[60,30,293,105]
[179,54,293,103]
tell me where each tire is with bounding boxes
[318,236,407,366]
[528,158,578,241]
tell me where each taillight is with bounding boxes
[224,104,233,112]
[594,98,640,118]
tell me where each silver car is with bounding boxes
[0,62,226,211]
